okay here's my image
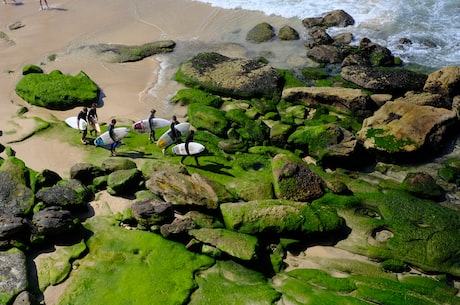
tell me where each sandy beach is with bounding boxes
[0,0,306,177]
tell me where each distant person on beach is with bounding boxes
[148,109,157,143]
[87,103,98,136]
[162,115,180,155]
[108,119,120,157]
[3,0,17,4]
[77,107,88,144]
[39,0,48,10]
[180,130,200,166]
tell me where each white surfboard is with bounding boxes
[132,118,169,133]
[65,116,87,131]
[94,127,130,147]
[157,123,190,148]
[172,142,205,156]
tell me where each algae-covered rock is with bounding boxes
[100,157,137,172]
[22,64,43,75]
[107,168,144,196]
[56,216,214,305]
[175,52,284,99]
[15,70,99,110]
[246,22,276,43]
[35,240,87,291]
[32,206,79,237]
[94,40,176,63]
[131,198,174,226]
[187,103,228,137]
[35,184,87,210]
[170,88,224,108]
[189,228,259,261]
[189,260,280,304]
[401,172,442,200]
[221,199,343,236]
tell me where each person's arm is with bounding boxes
[109,125,117,142]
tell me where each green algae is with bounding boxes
[56,216,214,305]
[189,260,280,305]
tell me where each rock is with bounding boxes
[32,169,62,192]
[423,66,460,100]
[282,86,378,118]
[160,217,195,240]
[357,100,458,156]
[220,199,344,236]
[100,157,137,172]
[401,172,443,201]
[0,171,35,216]
[0,249,28,305]
[308,27,334,45]
[131,198,174,227]
[187,104,228,137]
[22,64,43,75]
[70,163,104,185]
[12,290,39,305]
[0,214,28,243]
[15,70,99,110]
[35,184,87,210]
[107,168,144,196]
[93,40,176,63]
[302,9,355,28]
[146,171,229,209]
[273,161,325,202]
[189,228,259,261]
[278,25,299,40]
[341,66,428,94]
[32,206,77,236]
[394,91,448,109]
[175,52,284,99]
[306,44,342,64]
[246,22,276,43]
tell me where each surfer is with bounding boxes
[180,130,200,166]
[88,103,99,136]
[148,109,157,143]
[77,107,88,144]
[162,115,180,155]
[108,119,120,157]
[39,0,48,10]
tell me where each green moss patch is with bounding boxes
[57,216,214,305]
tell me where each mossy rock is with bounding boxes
[22,64,43,75]
[94,40,176,63]
[187,103,228,137]
[15,70,99,110]
[107,168,144,196]
[170,88,223,108]
[246,22,276,43]
[400,172,442,200]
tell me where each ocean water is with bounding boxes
[193,0,460,69]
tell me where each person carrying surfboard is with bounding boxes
[180,130,200,166]
[108,119,120,157]
[88,103,99,136]
[148,109,157,143]
[162,115,180,155]
[77,107,88,144]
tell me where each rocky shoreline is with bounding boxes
[1,9,460,305]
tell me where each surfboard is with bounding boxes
[65,116,87,131]
[132,118,169,133]
[157,122,190,148]
[89,119,101,133]
[94,127,130,147]
[172,142,205,156]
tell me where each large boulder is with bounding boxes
[302,9,355,28]
[15,70,99,110]
[70,163,104,185]
[146,171,231,209]
[32,206,78,237]
[100,158,137,173]
[93,40,176,63]
[282,86,378,118]
[0,214,29,247]
[357,100,458,157]
[341,66,427,94]
[131,198,174,227]
[175,52,285,99]
[0,171,34,216]
[35,184,88,210]
[220,199,344,236]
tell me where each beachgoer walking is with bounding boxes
[3,0,17,4]
[162,115,180,155]
[88,103,98,136]
[180,130,200,166]
[148,109,156,142]
[108,119,120,157]
[39,0,48,10]
[77,107,88,144]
